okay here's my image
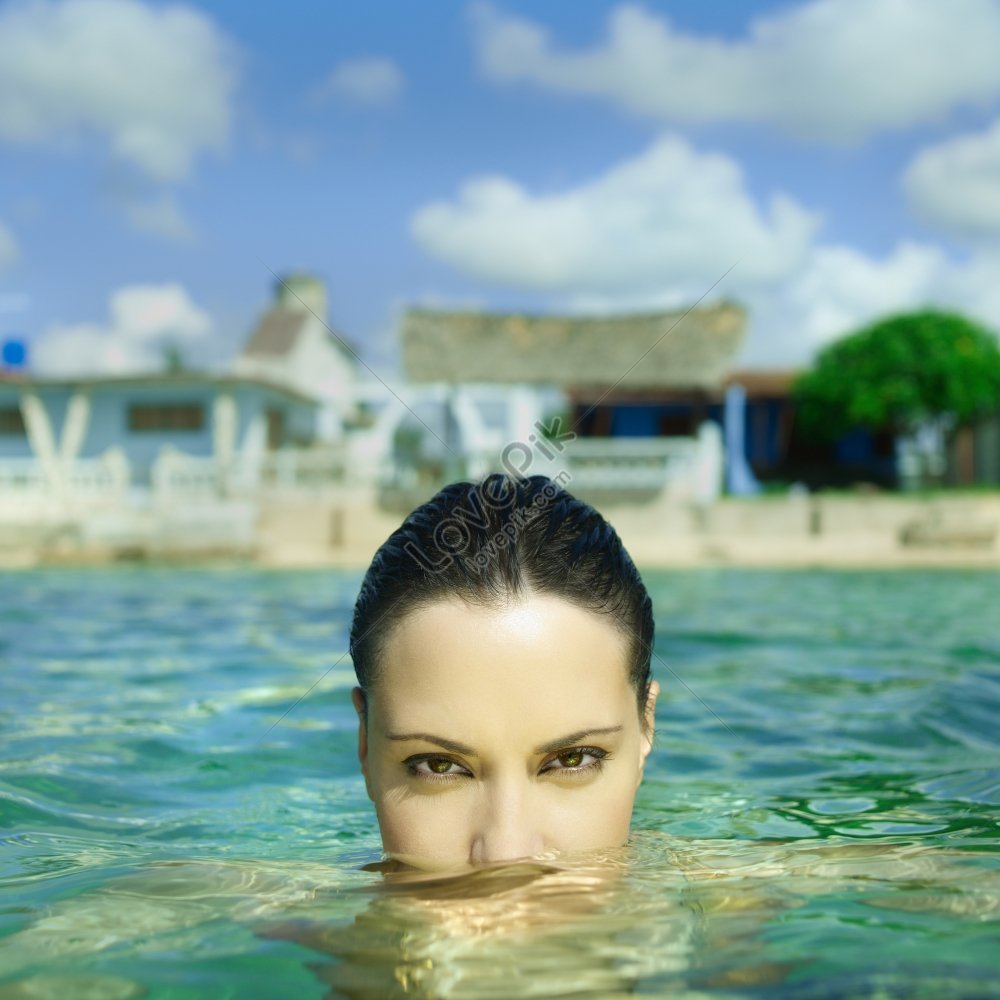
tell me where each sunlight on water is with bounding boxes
[0,568,998,998]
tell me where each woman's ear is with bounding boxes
[351,687,370,790]
[640,680,660,765]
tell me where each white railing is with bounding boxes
[0,457,47,493]
[258,446,348,492]
[0,452,130,514]
[150,450,222,499]
[0,446,354,506]
[461,437,698,494]
[68,451,130,498]
[558,437,697,491]
[0,447,353,550]
[379,434,706,500]
[0,437,703,520]
[150,445,351,501]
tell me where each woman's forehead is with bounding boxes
[383,595,628,664]
[373,595,633,726]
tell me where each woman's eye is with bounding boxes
[425,757,457,775]
[543,747,608,774]
[406,756,470,779]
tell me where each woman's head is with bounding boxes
[350,473,659,870]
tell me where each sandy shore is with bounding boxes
[2,492,998,570]
[252,491,1000,571]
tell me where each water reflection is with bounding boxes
[1,834,997,998]
[266,836,997,998]
[266,849,703,999]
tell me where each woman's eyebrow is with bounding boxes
[534,726,623,755]
[383,725,624,758]
[385,732,477,756]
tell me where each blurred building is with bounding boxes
[0,371,324,555]
[402,302,744,393]
[0,373,316,479]
[396,302,763,503]
[948,414,1000,487]
[235,273,358,440]
[0,274,379,560]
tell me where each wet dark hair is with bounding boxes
[350,473,654,723]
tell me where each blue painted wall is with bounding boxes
[609,404,660,436]
[0,379,317,480]
[592,397,792,473]
[745,399,787,469]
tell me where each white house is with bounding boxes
[0,372,317,477]
[394,304,748,502]
[234,274,358,441]
[0,372,322,551]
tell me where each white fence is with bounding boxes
[0,452,130,517]
[555,436,698,492]
[0,457,47,494]
[149,445,351,501]
[0,432,715,527]
[0,446,355,553]
[460,435,705,498]
[0,444,355,509]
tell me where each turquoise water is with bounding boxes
[0,568,998,998]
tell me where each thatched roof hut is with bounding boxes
[401,302,746,393]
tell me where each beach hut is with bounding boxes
[235,274,358,441]
[0,372,321,551]
[398,303,753,500]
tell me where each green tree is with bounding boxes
[793,310,1000,441]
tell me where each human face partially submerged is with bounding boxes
[352,594,659,871]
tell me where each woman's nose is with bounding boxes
[469,781,544,865]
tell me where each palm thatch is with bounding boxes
[402,303,746,390]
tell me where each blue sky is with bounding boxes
[2,0,1000,378]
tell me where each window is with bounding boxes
[128,403,204,432]
[0,407,25,435]
[265,407,284,449]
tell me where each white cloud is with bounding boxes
[742,242,947,363]
[33,283,212,376]
[0,221,17,270]
[0,0,238,181]
[740,241,1000,364]
[123,196,195,242]
[311,57,404,107]
[547,240,1000,366]
[904,118,1000,240]
[410,132,1000,365]
[411,134,820,299]
[471,0,1000,142]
